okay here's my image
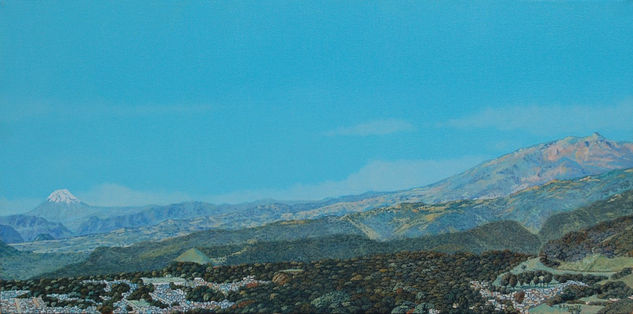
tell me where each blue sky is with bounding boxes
[1,1,633,213]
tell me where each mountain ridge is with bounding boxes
[0,215,72,242]
[13,167,633,254]
[10,134,633,248]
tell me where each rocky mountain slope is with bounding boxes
[344,168,633,239]
[296,133,633,219]
[417,133,633,201]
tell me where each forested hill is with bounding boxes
[43,220,539,278]
[539,189,633,243]
[541,215,633,263]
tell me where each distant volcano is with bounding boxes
[46,189,80,204]
[26,189,93,230]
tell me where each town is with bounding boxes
[1,275,269,313]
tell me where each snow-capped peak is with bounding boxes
[47,189,80,204]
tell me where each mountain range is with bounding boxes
[43,175,633,277]
[3,133,633,280]
[13,166,633,254]
[3,134,633,246]
[2,134,633,262]
[344,167,633,240]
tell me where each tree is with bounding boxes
[500,274,510,287]
[514,291,525,304]
[532,275,539,286]
[543,273,553,286]
[509,275,518,288]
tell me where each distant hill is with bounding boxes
[0,249,88,280]
[44,216,362,276]
[174,248,212,265]
[33,233,55,241]
[44,220,539,277]
[22,189,388,237]
[0,239,88,280]
[0,215,72,242]
[74,201,281,235]
[201,221,541,266]
[539,189,633,243]
[0,239,18,256]
[0,224,23,243]
[71,192,397,236]
[541,215,633,262]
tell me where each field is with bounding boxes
[529,303,602,314]
[504,258,613,278]
[558,255,633,273]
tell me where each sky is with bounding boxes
[1,1,633,214]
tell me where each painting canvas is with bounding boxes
[2,1,633,313]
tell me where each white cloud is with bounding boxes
[446,102,633,135]
[324,119,416,136]
[210,156,485,203]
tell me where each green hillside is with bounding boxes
[539,189,633,243]
[43,220,539,278]
[174,248,211,265]
[202,221,541,266]
[0,245,88,280]
[42,217,361,277]
[542,215,633,263]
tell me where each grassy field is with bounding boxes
[616,274,633,289]
[558,254,633,273]
[494,257,618,287]
[174,248,212,265]
[508,258,615,276]
[494,257,633,313]
[530,303,602,314]
[595,273,633,289]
